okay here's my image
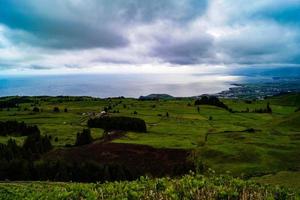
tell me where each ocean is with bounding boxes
[0,73,242,98]
[2,66,300,98]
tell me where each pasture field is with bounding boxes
[0,94,299,190]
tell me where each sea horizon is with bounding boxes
[0,73,247,98]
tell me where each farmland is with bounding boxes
[0,93,299,198]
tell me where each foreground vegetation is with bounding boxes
[0,93,299,197]
[0,173,298,200]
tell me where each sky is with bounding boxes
[0,0,300,75]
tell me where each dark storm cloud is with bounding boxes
[0,0,300,72]
[0,0,128,49]
[151,34,215,65]
[0,0,207,49]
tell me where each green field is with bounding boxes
[0,94,300,193]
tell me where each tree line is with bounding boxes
[0,97,33,108]
[0,132,52,162]
[88,116,147,132]
[194,96,273,114]
[252,102,272,113]
[194,96,230,110]
[194,96,233,112]
[0,121,40,136]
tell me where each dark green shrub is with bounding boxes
[75,129,93,146]
[53,107,60,112]
[32,107,40,112]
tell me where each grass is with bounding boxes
[252,171,300,192]
[0,173,298,200]
[0,94,299,180]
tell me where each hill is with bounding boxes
[0,93,299,192]
[139,94,174,100]
[267,93,300,106]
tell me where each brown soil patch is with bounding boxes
[46,142,193,177]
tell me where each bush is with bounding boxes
[75,129,93,146]
[53,107,60,112]
[32,107,40,112]
[88,116,147,132]
[0,173,297,199]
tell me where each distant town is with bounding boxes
[216,78,300,99]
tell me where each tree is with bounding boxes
[53,107,60,112]
[0,121,40,136]
[266,102,272,113]
[23,132,52,155]
[194,96,229,110]
[75,129,93,146]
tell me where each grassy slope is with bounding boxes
[0,94,299,181]
[252,171,300,191]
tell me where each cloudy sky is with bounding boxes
[0,0,300,74]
